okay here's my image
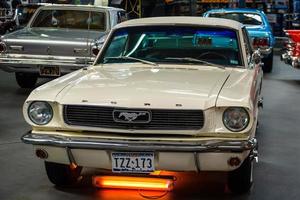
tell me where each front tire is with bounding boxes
[45,162,82,186]
[15,72,38,88]
[228,155,253,194]
[262,51,273,73]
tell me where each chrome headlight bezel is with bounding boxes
[28,101,53,125]
[222,107,250,132]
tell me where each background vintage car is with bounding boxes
[0,4,126,88]
[21,17,262,194]
[281,29,300,68]
[203,8,275,73]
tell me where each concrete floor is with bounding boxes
[1,56,300,199]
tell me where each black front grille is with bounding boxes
[63,105,204,130]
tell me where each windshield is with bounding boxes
[31,9,106,31]
[97,26,242,67]
[208,12,263,26]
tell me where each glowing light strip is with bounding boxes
[93,176,174,191]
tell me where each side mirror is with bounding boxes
[91,35,107,56]
[251,50,261,65]
[91,46,100,57]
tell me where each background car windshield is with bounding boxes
[98,26,241,66]
[31,9,106,31]
[209,13,263,25]
[17,6,39,26]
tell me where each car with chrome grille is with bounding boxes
[203,8,275,73]
[0,4,126,88]
[21,17,262,194]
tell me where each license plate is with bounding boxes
[111,152,155,173]
[39,66,60,76]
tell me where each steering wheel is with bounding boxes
[197,51,229,61]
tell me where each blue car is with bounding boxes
[203,8,275,73]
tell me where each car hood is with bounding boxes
[30,63,232,110]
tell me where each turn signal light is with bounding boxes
[35,149,48,159]
[93,176,174,191]
[228,157,241,167]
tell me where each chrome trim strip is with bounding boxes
[0,54,94,66]
[21,131,257,152]
[9,45,24,51]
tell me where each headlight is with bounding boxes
[28,101,53,125]
[223,107,249,132]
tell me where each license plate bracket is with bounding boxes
[111,152,155,173]
[39,66,60,77]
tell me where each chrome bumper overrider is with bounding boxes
[258,47,272,56]
[281,52,300,69]
[21,131,257,152]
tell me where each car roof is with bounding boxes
[115,17,243,30]
[42,4,124,11]
[205,8,264,14]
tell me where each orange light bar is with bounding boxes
[93,176,174,191]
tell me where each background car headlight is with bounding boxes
[223,107,249,132]
[28,101,53,125]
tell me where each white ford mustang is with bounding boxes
[22,17,262,194]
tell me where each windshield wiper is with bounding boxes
[104,56,158,66]
[164,57,225,69]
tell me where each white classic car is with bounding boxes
[22,17,262,194]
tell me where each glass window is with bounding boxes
[31,9,106,31]
[117,11,127,23]
[209,13,263,26]
[98,26,242,67]
[17,5,40,26]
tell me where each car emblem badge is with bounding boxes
[113,110,151,123]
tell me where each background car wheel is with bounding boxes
[228,155,253,194]
[45,161,82,186]
[262,51,273,73]
[15,72,38,88]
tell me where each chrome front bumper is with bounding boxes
[22,131,258,171]
[0,54,94,73]
[21,131,257,153]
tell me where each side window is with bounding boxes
[117,11,127,24]
[242,28,252,65]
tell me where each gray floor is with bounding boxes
[1,56,300,199]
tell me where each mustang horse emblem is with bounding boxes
[118,112,146,122]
